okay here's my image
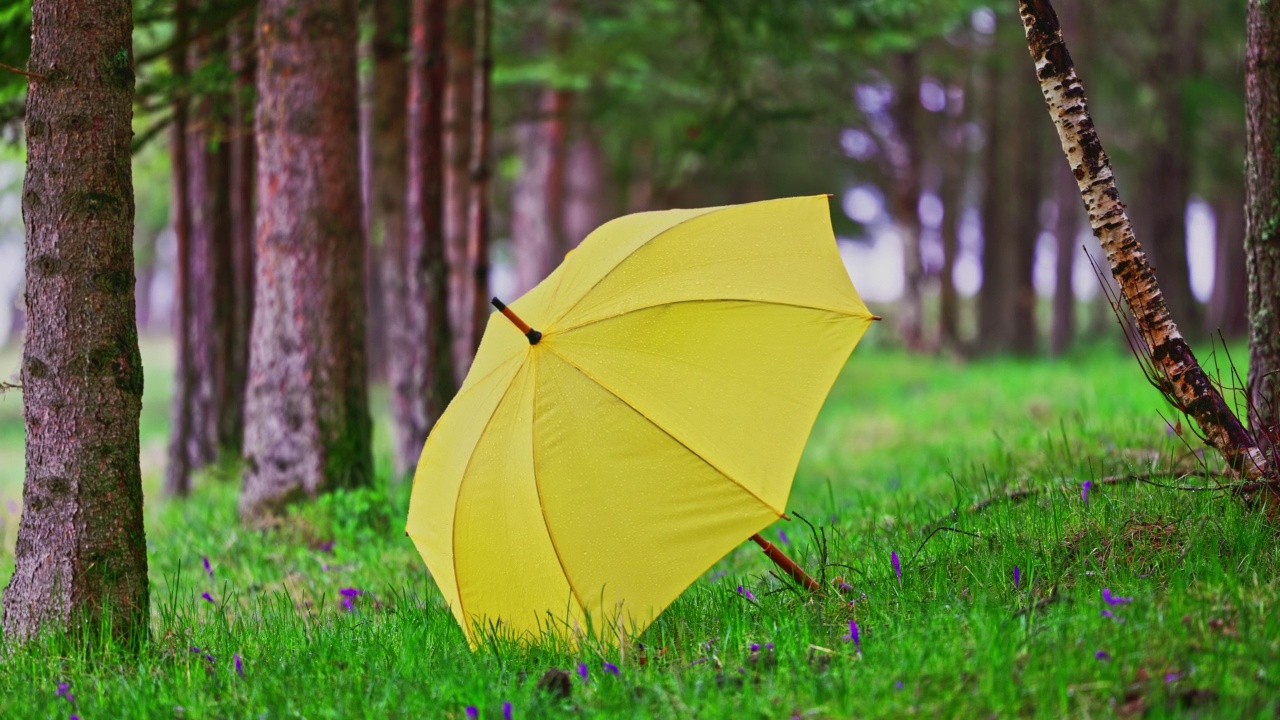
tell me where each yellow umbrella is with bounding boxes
[406,195,875,647]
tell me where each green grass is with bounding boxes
[1,338,1278,718]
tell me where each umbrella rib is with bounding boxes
[528,358,592,620]
[449,358,530,644]
[554,297,870,336]
[545,347,787,520]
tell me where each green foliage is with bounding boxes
[3,341,1276,716]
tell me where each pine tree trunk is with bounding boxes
[165,0,196,497]
[1209,190,1248,337]
[400,0,456,474]
[512,87,571,295]
[1007,77,1044,355]
[370,0,408,392]
[937,106,965,350]
[3,0,149,643]
[888,52,924,350]
[1246,0,1280,445]
[563,130,605,251]
[444,0,475,380]
[1018,0,1267,477]
[1051,165,1081,355]
[229,10,256,446]
[241,0,374,520]
[977,41,1010,354]
[465,0,492,358]
[360,22,387,384]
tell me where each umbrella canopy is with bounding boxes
[406,195,874,646]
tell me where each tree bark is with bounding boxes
[465,0,492,358]
[977,40,1010,354]
[563,130,605,252]
[1247,0,1280,446]
[398,0,456,476]
[887,52,925,350]
[511,87,572,295]
[444,0,475,380]
[229,10,256,447]
[1051,164,1081,355]
[165,0,196,497]
[1209,190,1248,337]
[1018,0,1267,477]
[241,0,374,519]
[371,0,409,391]
[3,0,149,643]
[937,89,966,350]
[1006,76,1044,355]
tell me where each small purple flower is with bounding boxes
[1013,566,1021,590]
[503,701,512,720]
[1101,588,1133,606]
[1165,671,1183,683]
[577,662,589,683]
[316,540,336,554]
[894,680,904,690]
[1082,480,1093,505]
[202,556,214,580]
[465,707,478,719]
[778,529,790,545]
[603,661,620,675]
[201,592,214,604]
[1095,650,1111,662]
[736,585,756,601]
[234,654,243,677]
[340,587,363,611]
[750,643,760,652]
[1100,609,1126,623]
[838,581,853,592]
[892,551,901,584]
[845,619,861,652]
[71,716,80,720]
[56,683,74,705]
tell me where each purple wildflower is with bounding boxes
[750,643,760,652]
[340,587,363,611]
[1094,650,1111,662]
[1013,566,1021,590]
[465,707,478,719]
[603,661,620,675]
[894,680,904,690]
[736,585,756,601]
[892,551,901,584]
[202,556,214,580]
[316,540,336,554]
[1082,480,1092,505]
[838,581,853,592]
[234,654,244,678]
[56,683,74,705]
[845,619,861,652]
[1101,588,1133,606]
[1165,671,1183,683]
[201,592,214,604]
[71,716,80,720]
[503,701,512,720]
[778,530,790,545]
[577,662,589,683]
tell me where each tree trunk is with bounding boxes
[3,0,149,643]
[444,0,475,380]
[370,0,408,391]
[241,0,374,520]
[1006,76,1044,355]
[229,10,256,449]
[399,0,456,475]
[465,0,492,358]
[1247,0,1280,446]
[360,22,386,384]
[563,129,605,251]
[1209,190,1248,337]
[1051,164,1081,354]
[1018,0,1266,477]
[888,53,925,350]
[165,0,196,497]
[977,41,1010,354]
[511,87,572,295]
[937,92,965,351]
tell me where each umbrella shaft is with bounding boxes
[750,533,820,592]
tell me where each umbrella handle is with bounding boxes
[750,533,821,592]
[492,297,542,345]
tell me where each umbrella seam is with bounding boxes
[544,203,740,329]
[528,356,593,624]
[544,346,787,520]
[450,357,530,645]
[554,297,871,336]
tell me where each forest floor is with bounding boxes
[1,338,1278,717]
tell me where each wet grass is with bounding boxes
[1,339,1278,718]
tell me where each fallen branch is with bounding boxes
[0,62,45,81]
[1017,0,1271,480]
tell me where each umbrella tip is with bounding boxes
[870,315,883,322]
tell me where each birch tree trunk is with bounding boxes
[3,0,149,643]
[1018,0,1267,477]
[241,0,374,520]
[1246,0,1280,446]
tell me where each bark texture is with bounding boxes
[1209,190,1248,337]
[976,42,1009,354]
[228,10,255,440]
[396,0,456,475]
[3,0,149,643]
[371,0,409,390]
[241,0,374,519]
[1018,0,1266,476]
[444,0,475,379]
[465,0,492,358]
[1246,0,1280,444]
